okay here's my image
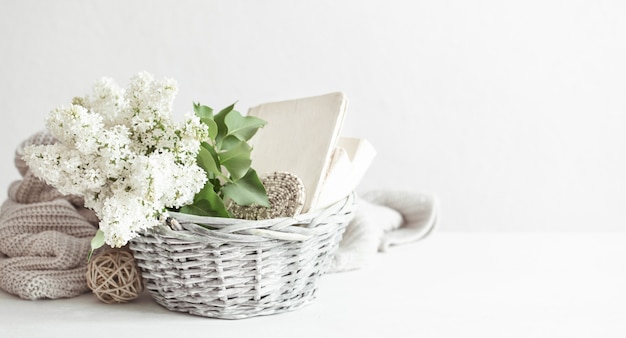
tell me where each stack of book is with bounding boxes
[248,92,376,212]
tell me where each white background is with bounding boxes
[1,0,624,232]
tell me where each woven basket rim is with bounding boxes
[146,193,355,243]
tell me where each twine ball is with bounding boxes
[228,171,306,220]
[86,249,144,304]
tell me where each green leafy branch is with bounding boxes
[179,102,270,217]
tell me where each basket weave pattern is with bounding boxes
[129,194,354,319]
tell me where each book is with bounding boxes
[247,92,348,212]
[315,137,376,210]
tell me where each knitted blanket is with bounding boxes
[329,190,438,272]
[0,132,98,299]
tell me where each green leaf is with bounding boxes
[193,102,213,119]
[204,118,218,141]
[197,142,221,177]
[88,229,105,261]
[180,198,230,217]
[194,103,218,141]
[180,182,230,217]
[91,229,105,249]
[222,169,269,207]
[179,100,269,218]
[194,179,218,201]
[220,141,252,180]
[213,103,236,143]
[219,135,242,151]
[224,109,266,142]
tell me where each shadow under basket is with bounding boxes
[129,193,355,319]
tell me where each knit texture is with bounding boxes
[0,132,98,299]
[329,190,439,272]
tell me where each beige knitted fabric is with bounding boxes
[0,132,98,299]
[328,190,439,272]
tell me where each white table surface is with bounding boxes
[1,233,625,338]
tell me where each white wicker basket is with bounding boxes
[129,193,354,319]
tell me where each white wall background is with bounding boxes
[1,0,624,232]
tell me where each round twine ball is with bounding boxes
[86,249,143,304]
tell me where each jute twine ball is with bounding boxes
[86,248,143,304]
[228,171,306,220]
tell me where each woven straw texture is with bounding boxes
[129,193,354,319]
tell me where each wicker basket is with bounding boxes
[129,193,355,319]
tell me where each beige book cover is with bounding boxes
[247,92,348,212]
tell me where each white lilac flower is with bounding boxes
[98,192,162,248]
[46,105,104,154]
[23,72,209,248]
[125,72,178,120]
[24,144,65,189]
[77,77,126,127]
